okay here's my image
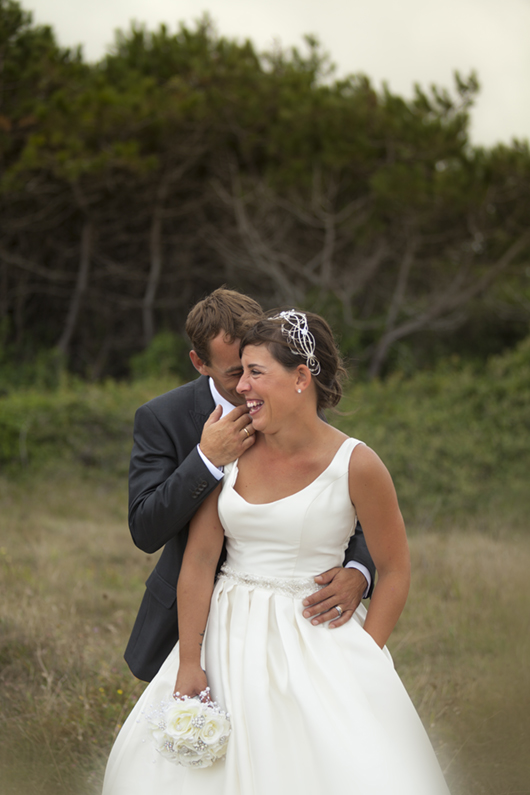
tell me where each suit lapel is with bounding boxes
[189,376,216,435]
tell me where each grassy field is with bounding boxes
[1,341,530,793]
[1,465,529,795]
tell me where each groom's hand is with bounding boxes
[200,404,255,467]
[302,567,368,628]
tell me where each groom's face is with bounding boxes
[191,331,246,406]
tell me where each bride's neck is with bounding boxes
[256,417,329,457]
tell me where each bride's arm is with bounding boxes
[348,446,410,648]
[174,483,224,697]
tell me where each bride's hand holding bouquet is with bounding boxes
[147,665,230,769]
[146,481,232,768]
[173,663,209,701]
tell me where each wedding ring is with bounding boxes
[242,427,251,438]
[335,605,343,618]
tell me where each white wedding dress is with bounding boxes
[103,438,450,794]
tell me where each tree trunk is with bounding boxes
[0,256,7,327]
[14,268,29,345]
[57,219,93,356]
[368,238,417,378]
[143,207,163,347]
[367,231,530,378]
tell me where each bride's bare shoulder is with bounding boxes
[348,442,393,487]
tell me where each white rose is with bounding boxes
[174,735,199,753]
[165,700,202,740]
[199,712,230,747]
[208,738,229,760]
[180,752,212,768]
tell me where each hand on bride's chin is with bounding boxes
[173,664,209,700]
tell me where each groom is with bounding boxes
[125,288,375,682]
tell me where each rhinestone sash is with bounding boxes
[218,563,322,599]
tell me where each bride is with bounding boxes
[103,310,451,795]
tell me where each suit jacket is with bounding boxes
[125,375,375,682]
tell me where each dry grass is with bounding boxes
[1,468,529,795]
[393,531,530,794]
[0,468,152,794]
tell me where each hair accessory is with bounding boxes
[268,310,321,376]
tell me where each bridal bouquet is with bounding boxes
[146,688,231,768]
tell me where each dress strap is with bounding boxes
[329,437,365,473]
[222,460,239,486]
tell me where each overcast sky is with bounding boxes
[26,0,530,147]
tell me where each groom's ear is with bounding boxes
[190,350,208,376]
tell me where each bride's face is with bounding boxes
[237,344,303,432]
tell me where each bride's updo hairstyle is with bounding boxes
[240,310,347,411]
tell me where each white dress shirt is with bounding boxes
[197,377,371,595]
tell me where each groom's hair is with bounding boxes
[186,287,263,365]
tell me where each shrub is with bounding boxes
[1,336,529,529]
[337,336,530,529]
[0,378,177,473]
[129,332,194,382]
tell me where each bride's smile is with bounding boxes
[245,399,264,416]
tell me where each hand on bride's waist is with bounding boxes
[302,566,368,628]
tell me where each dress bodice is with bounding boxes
[217,438,363,579]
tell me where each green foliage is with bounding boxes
[0,0,85,173]
[337,335,530,528]
[129,331,194,381]
[0,0,529,380]
[1,337,529,531]
[0,338,67,392]
[0,378,175,472]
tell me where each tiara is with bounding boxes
[268,310,321,376]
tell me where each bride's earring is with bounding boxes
[297,389,302,393]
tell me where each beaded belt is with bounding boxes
[217,563,322,599]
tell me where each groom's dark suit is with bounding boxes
[125,375,375,682]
